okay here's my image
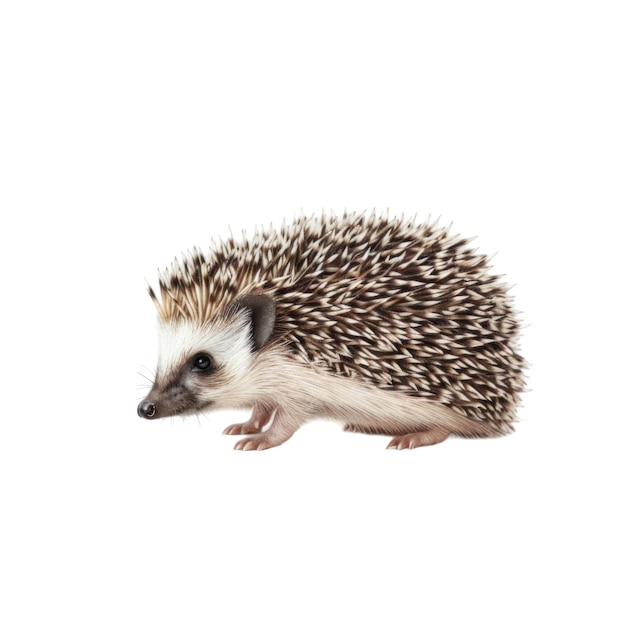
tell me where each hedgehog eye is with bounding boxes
[191,353,214,372]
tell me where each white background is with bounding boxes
[1,1,624,624]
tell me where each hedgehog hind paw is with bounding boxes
[386,429,451,450]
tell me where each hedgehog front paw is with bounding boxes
[234,434,282,451]
[223,422,263,435]
[224,406,274,436]
[233,409,303,450]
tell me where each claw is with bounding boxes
[235,436,272,451]
[223,422,263,436]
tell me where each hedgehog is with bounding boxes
[137,212,526,450]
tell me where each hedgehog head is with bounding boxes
[138,257,276,420]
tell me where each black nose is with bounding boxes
[138,401,157,419]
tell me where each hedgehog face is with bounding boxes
[138,313,255,419]
[138,294,277,420]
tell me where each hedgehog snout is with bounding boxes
[138,400,158,419]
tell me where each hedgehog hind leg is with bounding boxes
[343,422,453,448]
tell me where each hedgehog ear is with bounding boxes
[231,294,276,351]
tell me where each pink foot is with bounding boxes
[223,406,274,436]
[386,429,450,450]
[234,434,282,451]
[232,408,304,451]
[223,422,264,435]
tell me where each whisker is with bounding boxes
[136,370,154,384]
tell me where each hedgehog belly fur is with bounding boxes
[239,348,502,439]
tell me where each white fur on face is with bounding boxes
[156,312,253,397]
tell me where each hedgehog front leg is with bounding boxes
[223,404,275,436]
[233,408,306,451]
